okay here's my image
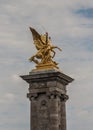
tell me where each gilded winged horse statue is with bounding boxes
[29,27,62,70]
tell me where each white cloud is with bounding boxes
[12,74,21,81]
[0,93,15,104]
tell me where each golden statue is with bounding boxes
[29,27,62,71]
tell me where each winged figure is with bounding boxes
[29,27,62,66]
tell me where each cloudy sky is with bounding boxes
[0,0,93,130]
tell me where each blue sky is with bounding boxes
[76,8,93,18]
[0,0,93,130]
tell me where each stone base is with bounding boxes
[20,69,74,130]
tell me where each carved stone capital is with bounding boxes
[27,93,38,101]
[60,94,69,102]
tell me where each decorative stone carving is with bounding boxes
[37,96,49,130]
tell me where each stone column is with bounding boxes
[20,69,74,130]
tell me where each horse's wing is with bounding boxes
[29,27,45,50]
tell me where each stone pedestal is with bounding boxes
[21,69,74,130]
